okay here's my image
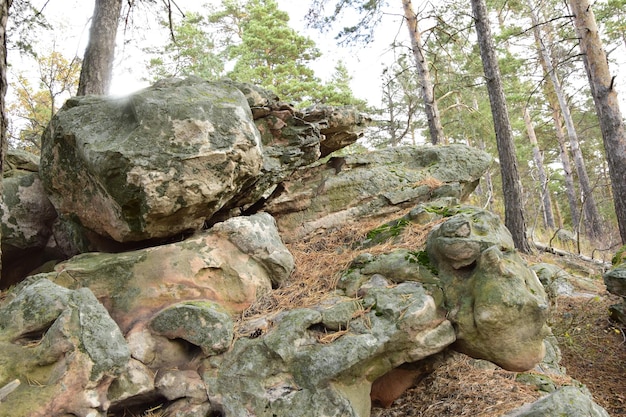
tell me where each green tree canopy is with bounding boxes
[145,12,224,82]
[221,0,324,103]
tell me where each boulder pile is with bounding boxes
[0,77,610,417]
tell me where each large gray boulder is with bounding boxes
[339,206,550,373]
[0,279,130,417]
[39,78,368,245]
[31,213,293,334]
[263,144,492,242]
[604,254,626,323]
[206,82,369,215]
[204,282,454,417]
[503,385,610,417]
[426,209,550,371]
[40,77,265,243]
[1,150,57,286]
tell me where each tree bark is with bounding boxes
[0,0,11,279]
[401,0,445,145]
[524,107,555,229]
[77,0,123,96]
[528,1,603,239]
[569,0,626,244]
[471,0,531,253]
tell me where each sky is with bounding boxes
[11,1,626,115]
[17,0,409,107]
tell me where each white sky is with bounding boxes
[11,1,626,111]
[17,0,408,107]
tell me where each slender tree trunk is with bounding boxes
[529,0,579,229]
[569,0,626,244]
[524,107,555,229]
[552,105,580,230]
[401,0,445,145]
[527,2,603,239]
[471,0,531,253]
[77,0,123,95]
[386,84,399,146]
[0,0,11,279]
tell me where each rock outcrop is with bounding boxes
[604,246,626,323]
[264,144,492,242]
[0,77,610,417]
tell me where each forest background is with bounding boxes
[5,0,626,259]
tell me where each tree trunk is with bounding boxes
[569,0,626,244]
[470,0,531,253]
[0,0,11,279]
[551,105,580,230]
[524,107,555,229]
[401,0,445,145]
[77,0,123,96]
[527,1,603,239]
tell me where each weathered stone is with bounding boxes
[503,385,610,417]
[1,172,56,255]
[34,214,290,333]
[609,301,626,324]
[427,209,550,371]
[264,145,492,242]
[531,263,575,298]
[204,282,454,416]
[40,77,264,242]
[604,261,626,298]
[1,166,57,287]
[125,327,196,370]
[164,399,212,417]
[220,84,368,213]
[301,105,369,156]
[0,279,130,417]
[4,148,40,174]
[155,369,208,403]
[211,212,294,286]
[107,358,156,405]
[150,301,233,356]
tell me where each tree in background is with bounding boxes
[569,0,626,244]
[526,0,604,239]
[314,60,368,108]
[375,53,422,147]
[217,0,323,103]
[471,0,531,253]
[307,0,446,145]
[402,0,444,145]
[77,0,123,95]
[0,0,11,277]
[9,50,80,151]
[145,12,223,82]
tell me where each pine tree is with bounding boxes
[221,0,324,104]
[145,12,223,82]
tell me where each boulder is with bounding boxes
[204,281,454,417]
[339,206,550,373]
[426,208,550,371]
[603,258,626,324]
[0,279,130,417]
[1,150,57,287]
[531,262,575,298]
[503,385,610,417]
[32,213,293,334]
[217,82,368,213]
[149,301,233,356]
[39,77,368,245]
[263,144,492,242]
[40,77,264,243]
[604,261,626,298]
